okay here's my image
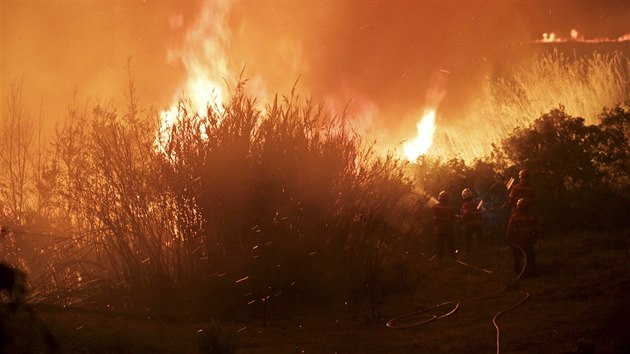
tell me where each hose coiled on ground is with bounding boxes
[386,246,531,354]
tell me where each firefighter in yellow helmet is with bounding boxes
[460,188,483,253]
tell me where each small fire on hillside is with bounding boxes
[534,28,630,43]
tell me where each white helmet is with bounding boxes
[519,169,529,180]
[461,188,473,199]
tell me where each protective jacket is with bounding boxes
[431,202,457,235]
[460,199,483,226]
[509,180,535,211]
[507,210,538,247]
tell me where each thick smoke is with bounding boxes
[2,1,629,153]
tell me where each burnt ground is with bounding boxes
[3,229,629,354]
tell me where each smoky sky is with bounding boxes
[2,0,629,143]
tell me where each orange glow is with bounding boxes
[6,3,620,161]
[541,32,557,43]
[535,29,630,43]
[403,109,437,162]
[159,2,232,139]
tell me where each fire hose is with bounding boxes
[386,246,530,354]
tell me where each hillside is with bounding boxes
[3,229,629,353]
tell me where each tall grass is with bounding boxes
[28,81,414,318]
[432,51,630,160]
[33,88,207,311]
[157,84,413,314]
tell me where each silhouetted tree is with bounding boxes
[496,106,630,228]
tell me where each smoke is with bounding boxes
[1,1,192,135]
[228,1,529,132]
[2,1,629,154]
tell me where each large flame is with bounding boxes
[159,2,233,142]
[403,109,437,161]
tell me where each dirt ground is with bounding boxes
[5,229,630,353]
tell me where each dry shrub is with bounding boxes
[29,83,207,313]
[159,84,414,314]
[29,82,414,318]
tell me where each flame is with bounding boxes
[159,2,233,144]
[541,32,557,43]
[403,109,437,162]
[535,29,630,43]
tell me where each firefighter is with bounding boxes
[507,198,538,277]
[431,191,458,260]
[508,169,535,214]
[460,188,483,253]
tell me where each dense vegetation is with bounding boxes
[1,60,629,322]
[414,105,630,230]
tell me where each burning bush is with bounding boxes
[157,84,414,315]
[22,81,414,318]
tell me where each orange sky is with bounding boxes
[2,0,629,147]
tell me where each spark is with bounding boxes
[235,276,249,283]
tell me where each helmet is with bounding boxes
[518,169,529,180]
[516,198,530,211]
[461,188,473,199]
[438,191,449,202]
